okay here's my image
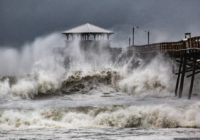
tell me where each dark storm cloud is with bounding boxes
[0,0,200,46]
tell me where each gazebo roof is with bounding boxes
[63,23,113,34]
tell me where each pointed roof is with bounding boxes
[63,23,113,34]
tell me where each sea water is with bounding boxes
[0,33,200,140]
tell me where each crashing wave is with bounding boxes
[0,55,175,99]
[0,69,121,99]
[118,55,175,96]
[1,102,200,129]
[0,33,178,99]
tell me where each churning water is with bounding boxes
[0,33,200,140]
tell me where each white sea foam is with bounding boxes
[1,101,200,129]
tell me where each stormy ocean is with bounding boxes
[0,33,200,140]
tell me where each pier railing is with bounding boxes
[189,36,200,48]
[131,36,200,57]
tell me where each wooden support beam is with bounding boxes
[94,34,96,40]
[175,68,193,75]
[179,50,187,98]
[175,57,183,96]
[187,70,200,77]
[66,34,69,40]
[188,53,197,99]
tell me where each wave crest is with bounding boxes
[61,69,119,94]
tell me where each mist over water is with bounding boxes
[0,33,200,139]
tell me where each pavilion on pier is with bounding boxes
[62,23,113,41]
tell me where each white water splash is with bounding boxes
[1,101,200,129]
[0,32,177,99]
[118,55,175,96]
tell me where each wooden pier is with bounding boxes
[130,35,200,99]
[175,48,200,99]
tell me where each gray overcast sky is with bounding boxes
[0,0,200,47]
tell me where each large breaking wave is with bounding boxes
[0,33,174,99]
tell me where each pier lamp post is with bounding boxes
[185,32,191,39]
[145,30,150,45]
[129,37,131,46]
[132,26,139,46]
[185,32,191,48]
